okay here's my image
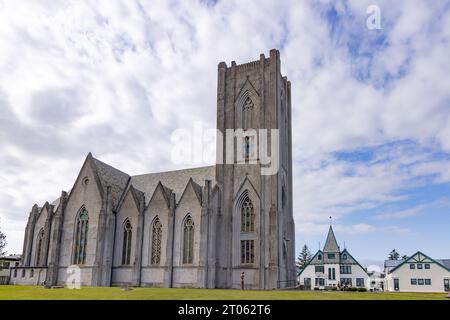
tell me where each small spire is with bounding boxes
[329,216,332,226]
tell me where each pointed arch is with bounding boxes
[182,214,194,264]
[151,216,162,265]
[235,79,260,130]
[237,190,255,233]
[73,206,89,265]
[122,218,133,265]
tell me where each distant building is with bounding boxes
[298,226,369,289]
[0,254,21,285]
[384,251,450,293]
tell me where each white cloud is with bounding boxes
[0,0,449,254]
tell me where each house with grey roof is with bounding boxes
[384,251,450,293]
[9,50,296,289]
[298,226,369,290]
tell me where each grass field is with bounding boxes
[0,285,448,300]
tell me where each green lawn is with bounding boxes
[0,285,448,300]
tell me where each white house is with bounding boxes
[298,226,369,290]
[0,254,21,285]
[384,251,450,293]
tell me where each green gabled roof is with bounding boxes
[388,251,450,274]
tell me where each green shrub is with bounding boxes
[357,287,367,292]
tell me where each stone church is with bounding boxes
[11,49,296,289]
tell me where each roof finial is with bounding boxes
[329,216,332,226]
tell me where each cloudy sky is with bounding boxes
[1,0,450,265]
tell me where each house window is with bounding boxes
[341,278,352,286]
[418,279,424,285]
[151,217,162,265]
[304,278,311,287]
[35,229,45,266]
[417,264,423,269]
[315,278,325,286]
[327,254,335,259]
[411,279,417,285]
[240,240,255,264]
[328,268,336,280]
[410,264,415,269]
[356,278,364,287]
[425,279,431,285]
[315,266,324,273]
[13,269,17,277]
[241,196,255,232]
[30,269,34,278]
[317,254,322,260]
[21,269,25,278]
[425,264,430,269]
[340,265,352,274]
[342,254,347,260]
[182,215,194,264]
[122,219,132,265]
[73,207,89,265]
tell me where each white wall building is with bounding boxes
[384,251,450,293]
[298,226,369,290]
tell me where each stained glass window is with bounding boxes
[74,207,89,264]
[122,219,132,265]
[35,229,44,266]
[182,215,194,264]
[240,240,254,264]
[241,197,255,232]
[151,217,162,265]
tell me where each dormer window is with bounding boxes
[318,254,322,260]
[328,253,335,259]
[342,254,347,260]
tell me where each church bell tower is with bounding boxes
[215,49,296,289]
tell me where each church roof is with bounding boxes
[130,165,216,204]
[91,156,131,210]
[323,226,340,252]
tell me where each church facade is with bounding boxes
[10,49,296,289]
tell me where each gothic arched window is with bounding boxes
[35,229,45,266]
[182,215,194,264]
[74,207,89,265]
[242,96,254,130]
[151,217,162,265]
[122,219,132,265]
[241,196,255,232]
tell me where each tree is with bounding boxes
[296,244,312,270]
[0,220,6,256]
[388,249,400,260]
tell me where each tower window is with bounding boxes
[242,96,254,130]
[241,240,255,264]
[241,196,255,232]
